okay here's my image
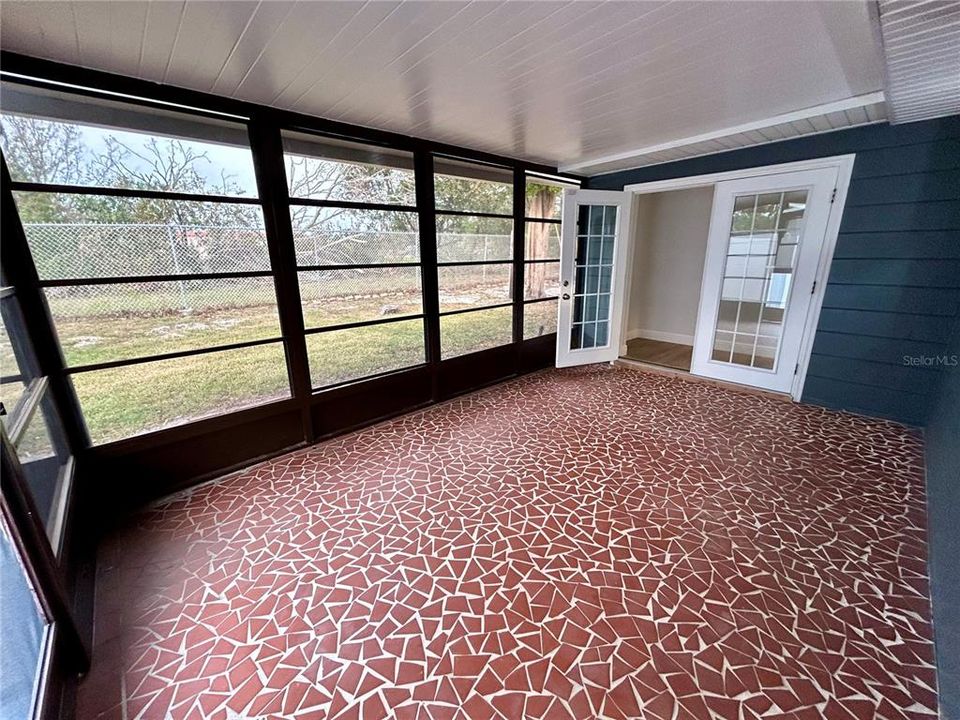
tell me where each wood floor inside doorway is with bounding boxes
[622,337,693,371]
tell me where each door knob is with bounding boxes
[562,293,570,300]
[562,280,570,287]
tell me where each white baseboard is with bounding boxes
[626,328,695,346]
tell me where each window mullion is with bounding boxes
[414,150,441,400]
[513,167,525,345]
[247,119,315,441]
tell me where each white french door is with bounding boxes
[556,190,633,368]
[690,168,837,393]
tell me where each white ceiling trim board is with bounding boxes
[561,92,887,175]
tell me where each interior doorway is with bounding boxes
[621,186,713,372]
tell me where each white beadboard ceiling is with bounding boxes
[0,1,888,174]
[877,0,960,124]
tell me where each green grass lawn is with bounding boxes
[43,288,557,444]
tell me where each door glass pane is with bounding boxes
[15,395,70,543]
[0,517,48,720]
[570,205,617,350]
[711,190,808,369]
[1,296,36,422]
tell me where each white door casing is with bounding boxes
[556,189,634,368]
[690,167,838,394]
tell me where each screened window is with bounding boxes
[2,84,289,444]
[522,174,573,340]
[282,131,426,388]
[0,84,257,196]
[284,132,416,206]
[0,284,73,548]
[434,158,515,358]
[435,157,512,215]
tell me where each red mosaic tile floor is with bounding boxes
[77,366,938,720]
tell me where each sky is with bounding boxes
[75,123,260,195]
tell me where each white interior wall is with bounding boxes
[627,187,715,345]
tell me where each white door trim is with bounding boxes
[556,189,635,368]
[622,154,854,401]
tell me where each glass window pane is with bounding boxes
[712,331,734,362]
[523,300,557,339]
[730,195,757,232]
[524,261,559,301]
[291,208,419,267]
[0,82,257,196]
[440,306,513,359]
[71,342,290,444]
[711,190,807,370]
[525,180,566,220]
[435,158,512,215]
[1,296,36,421]
[45,278,282,367]
[570,204,617,352]
[299,268,422,330]
[306,318,425,389]
[283,131,415,205]
[15,197,270,279]
[438,264,513,313]
[524,222,560,261]
[0,517,48,720]
[754,194,782,231]
[15,395,69,542]
[436,216,512,263]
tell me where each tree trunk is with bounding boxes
[524,188,557,299]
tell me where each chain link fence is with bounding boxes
[25,223,517,318]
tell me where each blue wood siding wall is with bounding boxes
[588,116,960,425]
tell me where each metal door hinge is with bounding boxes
[794,363,799,375]
[830,188,837,203]
[811,280,817,294]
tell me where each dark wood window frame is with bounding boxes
[0,50,581,720]
[0,50,581,510]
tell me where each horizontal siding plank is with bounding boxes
[844,170,960,206]
[806,354,941,395]
[589,116,960,426]
[816,308,949,342]
[827,258,960,287]
[811,331,946,365]
[802,376,931,425]
[589,116,960,189]
[851,140,960,179]
[839,201,960,232]
[821,284,960,315]
[833,231,960,259]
